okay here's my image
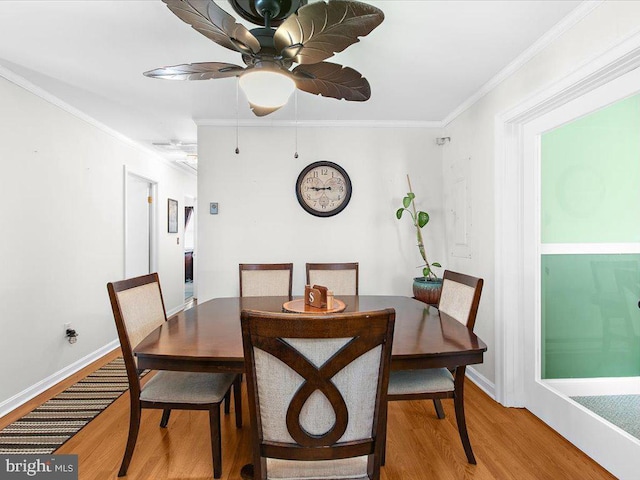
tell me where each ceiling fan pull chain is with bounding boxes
[294,91,299,159]
[235,78,240,155]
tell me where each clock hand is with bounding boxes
[311,186,332,191]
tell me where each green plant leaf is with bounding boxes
[423,266,431,277]
[395,208,405,219]
[417,211,429,228]
[402,196,411,208]
[432,262,441,267]
[407,192,415,200]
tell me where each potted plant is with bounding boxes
[395,174,443,304]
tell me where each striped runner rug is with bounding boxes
[0,357,142,454]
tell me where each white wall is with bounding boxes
[441,0,640,385]
[0,75,196,409]
[197,125,444,300]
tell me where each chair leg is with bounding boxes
[224,390,231,414]
[433,399,445,419]
[233,375,243,428]
[118,402,142,477]
[380,402,389,466]
[160,408,171,427]
[453,370,476,464]
[209,406,223,478]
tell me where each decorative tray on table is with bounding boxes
[282,298,346,314]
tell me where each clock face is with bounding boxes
[296,161,352,217]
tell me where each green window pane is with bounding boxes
[542,254,640,379]
[541,94,640,243]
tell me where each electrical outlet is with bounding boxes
[64,322,72,333]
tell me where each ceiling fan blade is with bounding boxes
[163,0,261,55]
[292,62,371,101]
[274,0,384,64]
[249,103,284,117]
[144,62,246,80]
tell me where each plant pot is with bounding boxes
[412,277,443,305]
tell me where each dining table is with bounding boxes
[134,295,487,373]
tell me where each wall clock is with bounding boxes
[296,161,352,217]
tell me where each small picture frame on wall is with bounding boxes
[168,198,178,233]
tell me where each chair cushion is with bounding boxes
[242,270,291,296]
[387,368,454,396]
[308,269,357,296]
[266,455,369,480]
[438,279,476,325]
[140,371,235,404]
[254,340,381,444]
[116,282,166,349]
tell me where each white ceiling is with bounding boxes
[0,0,582,158]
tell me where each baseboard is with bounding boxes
[0,340,119,418]
[167,304,184,317]
[545,377,640,397]
[466,366,496,400]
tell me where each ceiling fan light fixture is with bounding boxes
[239,69,296,109]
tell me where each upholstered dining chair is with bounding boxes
[386,270,483,464]
[305,262,359,295]
[107,273,242,478]
[239,308,395,480]
[239,263,293,297]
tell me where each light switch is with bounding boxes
[210,202,219,215]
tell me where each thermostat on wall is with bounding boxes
[210,202,218,215]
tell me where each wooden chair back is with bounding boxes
[241,308,395,480]
[107,273,167,397]
[305,262,359,295]
[438,270,483,330]
[239,263,293,297]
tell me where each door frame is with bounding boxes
[123,166,158,277]
[495,32,640,479]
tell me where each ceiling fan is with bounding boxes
[144,0,384,116]
[152,139,197,151]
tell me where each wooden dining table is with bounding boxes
[134,295,487,373]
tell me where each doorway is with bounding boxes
[124,169,157,278]
[496,50,640,480]
[184,195,196,302]
[537,90,640,422]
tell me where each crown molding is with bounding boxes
[442,0,604,126]
[195,119,443,129]
[0,64,196,178]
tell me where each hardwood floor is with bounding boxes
[2,353,616,480]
